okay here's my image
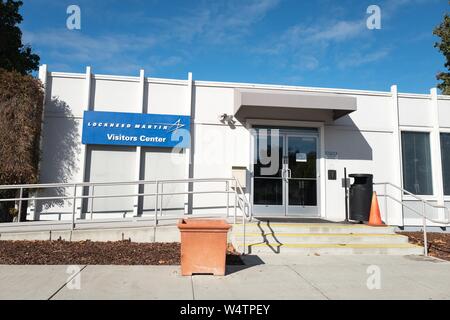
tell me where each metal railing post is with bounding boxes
[384,183,388,223]
[243,203,246,255]
[154,181,159,226]
[423,202,428,257]
[249,195,253,222]
[71,184,77,230]
[89,185,95,220]
[234,180,237,224]
[31,194,37,221]
[17,187,23,223]
[226,181,229,218]
[159,183,164,217]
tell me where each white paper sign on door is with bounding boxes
[296,153,307,162]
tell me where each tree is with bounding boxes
[433,9,450,95]
[0,69,43,222]
[0,0,40,75]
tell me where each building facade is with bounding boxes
[35,65,450,227]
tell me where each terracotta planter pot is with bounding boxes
[177,219,231,276]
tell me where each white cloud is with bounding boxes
[24,29,157,59]
[250,0,436,76]
[337,48,391,69]
[377,0,440,21]
[308,20,366,42]
[256,17,367,56]
[252,16,368,73]
[22,29,181,74]
[149,0,280,44]
[22,0,280,74]
[295,55,320,71]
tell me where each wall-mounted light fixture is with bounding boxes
[219,113,236,125]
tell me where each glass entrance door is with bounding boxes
[285,135,318,215]
[253,129,319,217]
[253,131,285,215]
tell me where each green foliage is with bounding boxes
[433,10,450,94]
[0,0,40,75]
[0,68,43,186]
[8,207,18,217]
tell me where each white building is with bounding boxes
[35,65,450,228]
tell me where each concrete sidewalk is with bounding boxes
[1,255,449,300]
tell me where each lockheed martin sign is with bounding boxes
[81,111,190,148]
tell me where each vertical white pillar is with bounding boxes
[319,124,326,220]
[84,66,92,109]
[35,65,48,221]
[391,85,403,226]
[37,64,48,176]
[133,69,145,216]
[185,72,193,214]
[38,64,48,90]
[430,88,445,220]
[79,66,92,217]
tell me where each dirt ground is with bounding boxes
[0,240,244,265]
[398,232,450,261]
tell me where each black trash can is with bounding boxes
[349,174,373,222]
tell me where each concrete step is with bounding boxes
[232,233,410,244]
[235,243,424,255]
[231,222,422,255]
[232,223,397,234]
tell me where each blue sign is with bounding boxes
[81,111,190,148]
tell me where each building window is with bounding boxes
[401,131,433,195]
[441,133,450,196]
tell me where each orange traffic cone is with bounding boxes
[368,191,385,226]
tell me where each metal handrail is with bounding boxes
[232,177,252,255]
[0,178,242,218]
[2,177,250,256]
[374,182,450,256]
[0,177,251,254]
[0,177,234,190]
[0,190,234,203]
[233,177,251,220]
[374,182,450,224]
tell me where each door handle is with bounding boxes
[287,169,292,179]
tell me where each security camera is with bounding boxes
[227,115,236,125]
[219,113,236,125]
[219,113,228,122]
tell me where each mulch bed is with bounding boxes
[398,232,450,261]
[0,240,244,265]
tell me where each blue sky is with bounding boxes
[20,0,448,93]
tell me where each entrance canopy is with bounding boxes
[234,89,357,123]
